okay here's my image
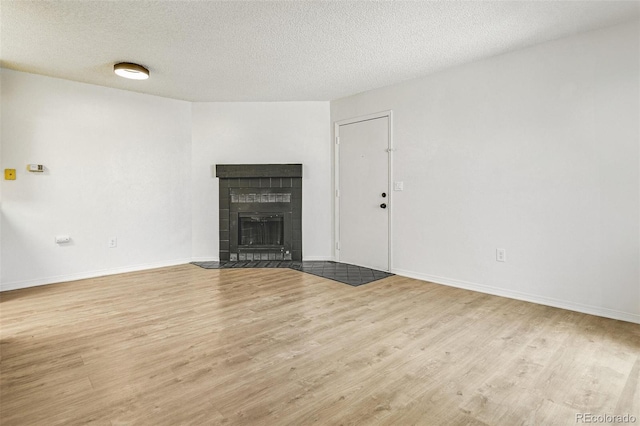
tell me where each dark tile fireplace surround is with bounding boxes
[216,164,302,261]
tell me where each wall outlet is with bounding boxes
[55,235,71,244]
[496,248,506,262]
[108,237,117,248]
[394,181,404,191]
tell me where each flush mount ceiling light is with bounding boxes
[114,62,149,80]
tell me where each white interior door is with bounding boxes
[337,115,390,271]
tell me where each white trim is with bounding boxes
[0,258,192,292]
[336,110,392,126]
[191,256,220,262]
[334,110,393,272]
[303,255,335,261]
[392,268,640,325]
[387,111,394,272]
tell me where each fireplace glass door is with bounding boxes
[239,214,284,246]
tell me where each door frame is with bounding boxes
[334,110,393,271]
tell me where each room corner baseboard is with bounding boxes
[303,256,335,261]
[392,268,640,325]
[0,258,193,292]
[190,256,220,262]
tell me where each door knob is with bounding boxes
[380,203,387,209]
[381,192,387,198]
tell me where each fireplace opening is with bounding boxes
[239,214,284,246]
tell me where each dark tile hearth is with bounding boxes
[191,260,393,286]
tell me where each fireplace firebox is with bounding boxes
[216,164,302,261]
[239,214,284,246]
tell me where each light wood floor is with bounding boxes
[1,265,638,425]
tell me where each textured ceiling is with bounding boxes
[1,1,638,102]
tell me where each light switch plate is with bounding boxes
[394,181,404,191]
[4,169,16,180]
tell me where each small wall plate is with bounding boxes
[4,169,16,180]
[27,164,44,172]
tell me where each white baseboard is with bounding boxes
[1,258,193,292]
[392,268,640,325]
[303,256,334,261]
[190,256,220,262]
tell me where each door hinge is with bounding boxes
[335,136,340,145]
[335,189,340,197]
[336,241,340,250]
[385,148,395,152]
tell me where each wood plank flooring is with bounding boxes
[1,264,638,425]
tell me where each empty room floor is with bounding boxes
[1,264,638,425]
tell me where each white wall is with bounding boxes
[191,102,332,261]
[3,22,636,323]
[0,72,333,290]
[1,69,193,290]
[331,21,640,323]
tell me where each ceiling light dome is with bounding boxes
[114,62,149,80]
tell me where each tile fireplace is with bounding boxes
[216,164,302,261]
